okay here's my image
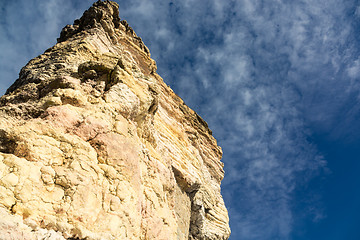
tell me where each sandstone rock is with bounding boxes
[0,1,230,239]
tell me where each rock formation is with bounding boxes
[0,1,230,239]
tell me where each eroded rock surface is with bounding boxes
[0,1,230,239]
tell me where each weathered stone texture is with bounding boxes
[0,1,230,239]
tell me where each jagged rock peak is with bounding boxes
[57,1,148,53]
[0,1,230,239]
[58,0,120,42]
[4,0,152,99]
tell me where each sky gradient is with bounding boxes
[1,0,360,239]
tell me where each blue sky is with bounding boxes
[1,0,360,239]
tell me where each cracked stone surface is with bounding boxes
[0,1,230,239]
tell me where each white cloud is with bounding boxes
[347,58,360,79]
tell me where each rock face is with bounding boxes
[0,1,230,239]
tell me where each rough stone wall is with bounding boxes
[0,1,230,239]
